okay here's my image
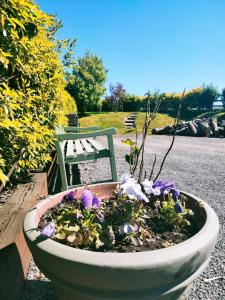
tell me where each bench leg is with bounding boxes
[107,135,118,182]
[58,161,68,191]
[55,142,68,191]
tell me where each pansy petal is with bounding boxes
[174,201,184,213]
[120,173,131,184]
[173,189,180,200]
[93,195,101,208]
[142,179,153,194]
[68,191,76,201]
[152,186,162,196]
[119,223,136,234]
[81,189,93,208]
[41,222,55,237]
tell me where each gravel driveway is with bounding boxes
[22,135,225,300]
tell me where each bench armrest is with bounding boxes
[64,126,100,132]
[56,127,117,141]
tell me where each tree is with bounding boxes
[106,83,126,112]
[182,88,203,110]
[67,52,107,114]
[199,84,219,110]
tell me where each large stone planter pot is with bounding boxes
[24,183,219,300]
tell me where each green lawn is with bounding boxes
[79,112,175,134]
[196,111,225,121]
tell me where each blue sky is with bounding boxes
[36,0,225,95]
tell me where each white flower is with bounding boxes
[3,30,7,37]
[119,223,136,234]
[120,173,132,184]
[142,179,154,194]
[120,179,149,203]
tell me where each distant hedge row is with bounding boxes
[0,0,76,183]
[102,85,221,113]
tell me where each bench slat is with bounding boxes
[66,140,74,157]
[81,139,95,153]
[88,138,105,151]
[74,139,84,155]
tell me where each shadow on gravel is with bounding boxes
[21,280,54,300]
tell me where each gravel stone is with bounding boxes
[22,135,225,300]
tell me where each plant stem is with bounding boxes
[153,89,186,182]
[149,154,157,181]
[131,92,160,181]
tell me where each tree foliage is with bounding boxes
[199,84,219,110]
[0,0,76,183]
[67,52,107,114]
[106,83,126,112]
[102,85,220,113]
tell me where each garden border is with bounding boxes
[0,172,48,300]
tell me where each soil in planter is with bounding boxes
[39,192,199,253]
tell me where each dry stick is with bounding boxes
[153,89,186,182]
[0,148,26,193]
[138,110,150,182]
[136,99,161,182]
[149,154,157,181]
[131,96,150,176]
[134,100,160,179]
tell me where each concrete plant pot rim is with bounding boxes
[24,182,219,269]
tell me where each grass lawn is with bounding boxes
[79,112,175,134]
[196,111,225,121]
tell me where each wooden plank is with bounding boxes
[65,149,110,164]
[88,138,105,151]
[81,139,95,153]
[66,140,74,157]
[74,139,84,155]
[0,173,48,248]
[0,173,48,300]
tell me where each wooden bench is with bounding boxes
[55,126,118,191]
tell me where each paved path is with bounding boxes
[23,135,225,300]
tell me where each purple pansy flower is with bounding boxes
[93,195,101,208]
[81,189,101,208]
[68,191,76,201]
[63,190,76,202]
[81,190,93,208]
[174,201,184,213]
[41,222,55,237]
[151,180,180,200]
[173,189,180,201]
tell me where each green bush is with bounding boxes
[0,0,76,184]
